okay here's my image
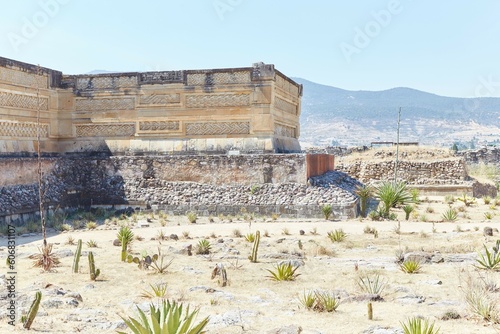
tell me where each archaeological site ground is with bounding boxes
[0,56,499,333]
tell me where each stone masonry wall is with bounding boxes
[336,158,468,184]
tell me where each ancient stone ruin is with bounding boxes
[1,57,359,223]
[0,57,301,155]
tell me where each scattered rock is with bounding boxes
[397,295,425,304]
[403,252,432,263]
[484,226,493,236]
[422,279,442,286]
[113,239,121,246]
[267,325,303,334]
[42,298,64,309]
[299,230,305,235]
[362,326,404,334]
[430,254,444,263]
[347,294,384,302]
[169,234,179,241]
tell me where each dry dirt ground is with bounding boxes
[1,196,500,334]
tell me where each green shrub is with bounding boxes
[399,259,422,274]
[314,290,341,312]
[375,181,413,217]
[186,211,197,224]
[86,221,97,230]
[355,185,373,218]
[475,241,500,271]
[441,208,458,222]
[400,317,440,334]
[118,300,209,334]
[244,233,255,242]
[266,262,300,281]
[356,272,387,295]
[196,239,211,255]
[321,204,332,220]
[368,210,381,221]
[403,205,414,220]
[327,229,346,243]
[457,194,476,206]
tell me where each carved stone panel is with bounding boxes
[139,71,183,84]
[275,74,299,97]
[0,67,48,88]
[274,96,297,115]
[186,94,250,108]
[186,122,250,135]
[139,121,180,131]
[0,91,48,110]
[275,124,296,138]
[75,98,135,111]
[0,121,48,138]
[139,94,180,105]
[187,71,250,86]
[75,76,137,90]
[75,124,135,137]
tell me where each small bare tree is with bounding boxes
[30,65,58,270]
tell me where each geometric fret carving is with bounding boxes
[75,124,135,137]
[0,67,48,88]
[186,122,250,135]
[0,121,48,138]
[75,98,135,111]
[275,124,296,138]
[275,73,299,97]
[274,96,297,115]
[186,94,250,108]
[139,71,183,84]
[139,94,180,105]
[139,121,180,131]
[0,91,48,110]
[187,71,250,86]
[75,76,137,90]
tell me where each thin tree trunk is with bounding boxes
[36,65,46,247]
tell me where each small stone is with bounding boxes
[66,298,79,307]
[113,239,121,246]
[169,234,179,241]
[267,325,303,334]
[299,230,305,235]
[66,292,83,302]
[431,254,444,263]
[484,227,493,236]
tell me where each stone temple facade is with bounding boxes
[0,57,302,155]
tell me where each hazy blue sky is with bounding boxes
[1,0,500,97]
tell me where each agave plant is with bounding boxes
[403,205,414,221]
[355,185,373,218]
[267,262,300,281]
[375,181,413,217]
[321,204,333,220]
[441,208,458,222]
[400,317,440,334]
[399,259,422,274]
[327,229,346,242]
[475,242,500,271]
[196,239,211,255]
[118,300,209,334]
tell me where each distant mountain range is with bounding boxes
[294,78,500,148]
